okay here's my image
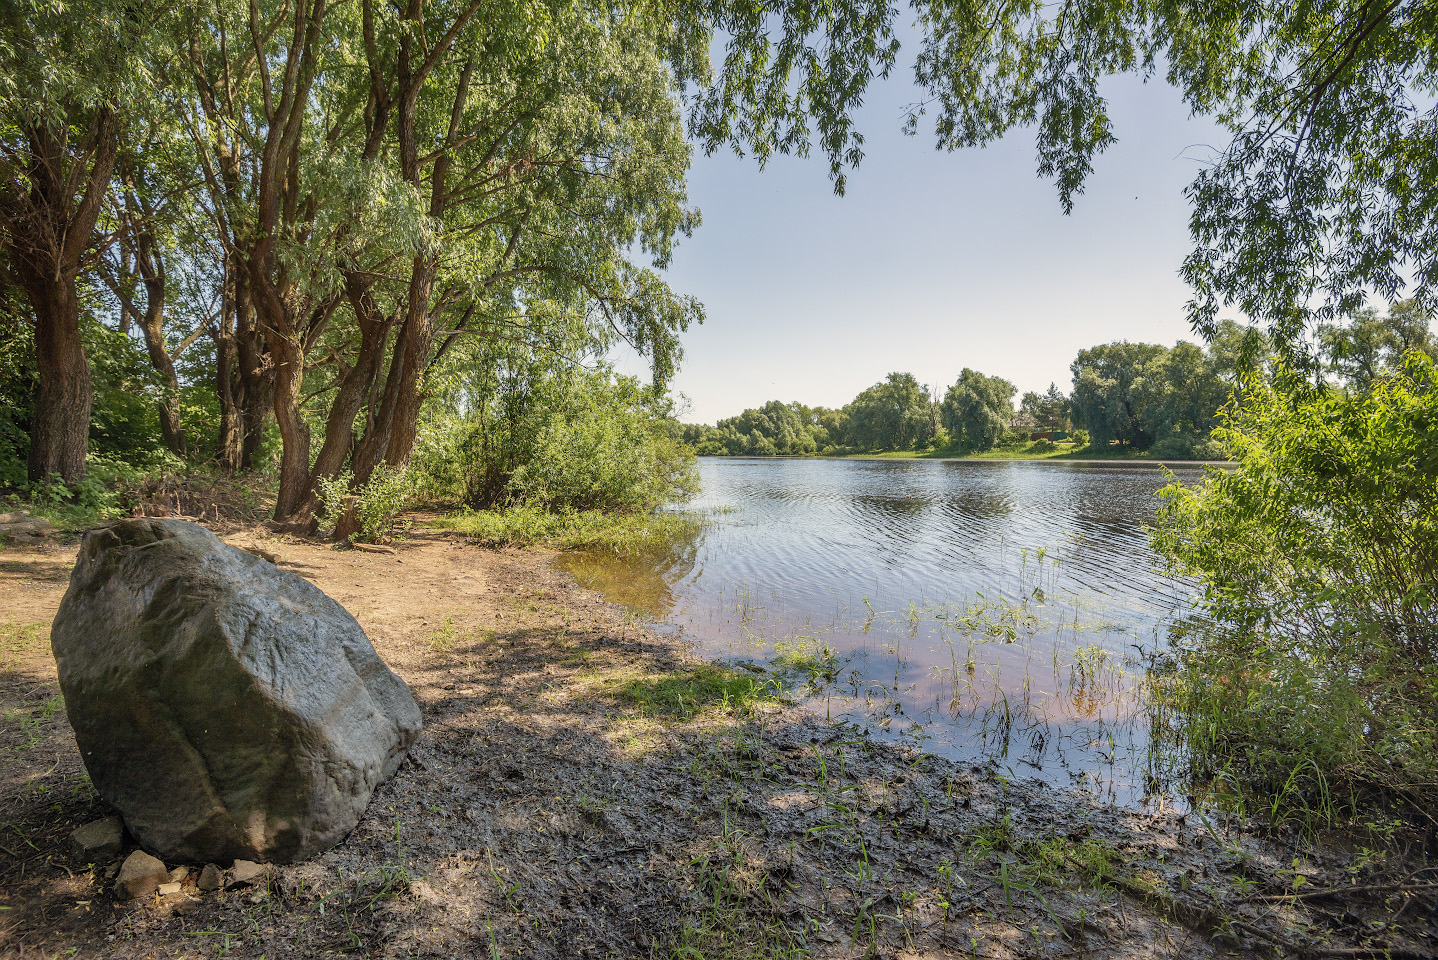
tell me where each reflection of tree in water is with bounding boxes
[557,527,702,620]
[937,487,1016,524]
[845,494,934,567]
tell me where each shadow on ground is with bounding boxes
[0,534,1432,959]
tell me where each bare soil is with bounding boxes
[0,521,1433,959]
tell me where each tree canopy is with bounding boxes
[696,1,1438,358]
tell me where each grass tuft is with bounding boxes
[606,663,786,721]
[428,505,702,555]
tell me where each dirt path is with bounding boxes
[0,524,1432,959]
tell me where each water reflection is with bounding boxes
[559,457,1209,807]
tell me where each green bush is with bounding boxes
[413,364,697,514]
[1148,432,1198,460]
[316,465,410,543]
[1151,351,1438,827]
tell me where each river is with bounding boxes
[560,456,1214,807]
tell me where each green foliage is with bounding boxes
[1070,338,1238,451]
[316,465,411,544]
[1319,299,1438,391]
[84,320,164,462]
[941,368,1015,451]
[8,453,148,528]
[1152,351,1438,825]
[0,288,32,489]
[685,400,830,455]
[431,504,701,555]
[844,372,934,451]
[414,359,697,515]
[1019,382,1070,433]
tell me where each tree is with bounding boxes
[0,1,142,483]
[1069,342,1168,447]
[1019,382,1069,432]
[941,368,1015,450]
[846,372,933,451]
[1319,300,1437,390]
[163,0,702,525]
[1070,339,1233,452]
[693,3,1438,360]
[1152,351,1438,820]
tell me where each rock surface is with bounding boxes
[51,518,422,865]
[0,510,51,543]
[229,859,267,886]
[70,816,125,863]
[197,863,223,891]
[114,850,168,900]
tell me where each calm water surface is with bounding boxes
[561,457,1211,806]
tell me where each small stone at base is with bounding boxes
[157,882,182,896]
[229,859,266,886]
[197,863,223,891]
[70,816,124,863]
[114,850,168,900]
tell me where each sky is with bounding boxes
[613,54,1233,426]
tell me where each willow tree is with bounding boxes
[697,0,1438,357]
[0,1,144,483]
[168,0,701,524]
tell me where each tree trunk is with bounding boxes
[307,273,393,502]
[0,107,118,485]
[24,275,90,484]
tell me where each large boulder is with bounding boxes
[51,519,421,864]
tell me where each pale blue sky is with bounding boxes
[618,60,1232,425]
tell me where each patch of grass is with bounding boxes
[0,622,48,665]
[669,818,809,960]
[4,694,64,750]
[606,663,786,721]
[429,504,703,555]
[772,639,842,690]
[423,614,461,654]
[1013,834,1121,890]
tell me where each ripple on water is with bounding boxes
[560,457,1209,808]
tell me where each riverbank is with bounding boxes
[1,522,1431,958]
[699,444,1235,465]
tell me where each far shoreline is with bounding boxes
[695,452,1237,468]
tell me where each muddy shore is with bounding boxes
[0,523,1432,958]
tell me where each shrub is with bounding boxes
[317,465,411,543]
[1070,429,1090,447]
[413,365,697,514]
[1151,352,1438,827]
[1148,433,1197,460]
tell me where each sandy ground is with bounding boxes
[0,522,1433,959]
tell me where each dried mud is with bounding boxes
[0,523,1433,959]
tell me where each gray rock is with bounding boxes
[197,863,223,891]
[70,816,124,863]
[229,859,267,886]
[0,510,31,524]
[168,865,189,883]
[114,850,168,900]
[157,881,183,896]
[51,519,421,865]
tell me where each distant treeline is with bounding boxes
[682,308,1438,458]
